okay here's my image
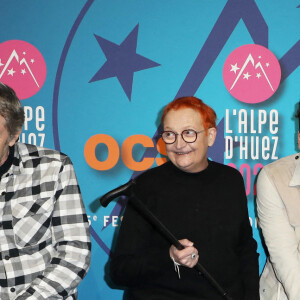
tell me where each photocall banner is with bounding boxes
[0,1,299,299]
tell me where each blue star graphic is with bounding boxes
[90,24,160,101]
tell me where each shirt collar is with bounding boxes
[290,153,300,186]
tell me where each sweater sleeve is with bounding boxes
[109,194,174,287]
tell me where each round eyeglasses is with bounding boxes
[161,129,206,144]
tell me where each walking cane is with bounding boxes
[100,180,233,300]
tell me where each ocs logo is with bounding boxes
[223,44,281,104]
[0,40,47,100]
[84,134,167,171]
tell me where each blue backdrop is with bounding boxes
[0,1,299,299]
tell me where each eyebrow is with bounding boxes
[163,126,198,131]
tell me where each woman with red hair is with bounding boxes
[110,96,259,299]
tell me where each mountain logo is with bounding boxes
[0,40,46,100]
[223,44,281,104]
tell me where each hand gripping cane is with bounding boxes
[100,180,233,300]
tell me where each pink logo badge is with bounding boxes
[223,44,281,104]
[0,40,46,100]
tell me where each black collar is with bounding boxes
[0,145,14,179]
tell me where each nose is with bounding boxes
[174,134,186,148]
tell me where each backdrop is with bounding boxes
[0,1,299,299]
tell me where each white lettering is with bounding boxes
[103,216,109,227]
[225,136,233,159]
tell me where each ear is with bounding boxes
[207,127,217,147]
[8,130,21,147]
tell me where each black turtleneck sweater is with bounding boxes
[110,160,259,300]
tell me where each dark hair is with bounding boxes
[161,96,217,131]
[0,83,24,136]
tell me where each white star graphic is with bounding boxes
[266,62,270,67]
[258,56,261,59]
[243,72,251,80]
[230,63,240,74]
[0,59,4,67]
[256,73,261,78]
[30,58,35,63]
[23,52,26,55]
[8,68,15,76]
[21,69,26,75]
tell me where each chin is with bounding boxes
[176,163,194,172]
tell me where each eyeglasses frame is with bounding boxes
[160,128,206,144]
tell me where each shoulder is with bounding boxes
[135,161,171,184]
[263,154,298,172]
[259,154,298,180]
[209,160,243,181]
[16,143,71,165]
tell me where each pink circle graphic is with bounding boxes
[0,40,47,100]
[223,44,281,104]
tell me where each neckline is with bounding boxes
[0,145,14,178]
[168,159,213,177]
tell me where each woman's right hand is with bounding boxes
[169,239,199,268]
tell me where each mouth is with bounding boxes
[176,151,192,155]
